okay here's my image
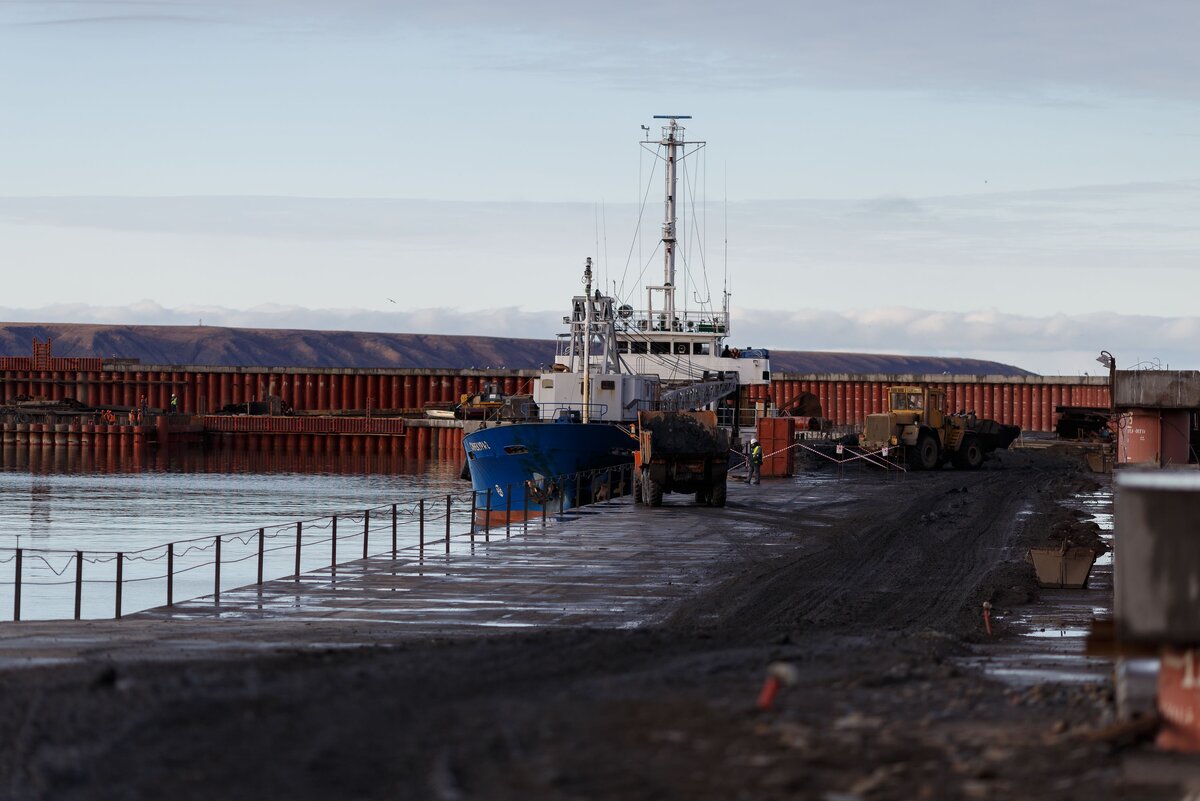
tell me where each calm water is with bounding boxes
[0,446,469,620]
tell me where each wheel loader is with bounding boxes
[860,385,1020,470]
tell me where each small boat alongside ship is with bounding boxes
[462,116,771,519]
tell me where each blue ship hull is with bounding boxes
[463,421,636,521]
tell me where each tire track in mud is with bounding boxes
[670,459,1057,642]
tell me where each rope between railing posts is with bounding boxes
[126,551,169,563]
[25,554,76,576]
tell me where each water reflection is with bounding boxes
[0,445,466,555]
[1,443,447,477]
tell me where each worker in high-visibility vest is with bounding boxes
[749,438,763,485]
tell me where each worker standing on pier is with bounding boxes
[749,438,763,485]
[169,393,178,413]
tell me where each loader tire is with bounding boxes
[913,431,940,471]
[644,470,663,507]
[633,470,643,503]
[709,482,727,508]
[953,435,984,470]
[695,490,709,506]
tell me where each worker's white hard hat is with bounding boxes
[751,437,759,444]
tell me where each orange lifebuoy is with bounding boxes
[101,410,116,424]
[731,348,741,359]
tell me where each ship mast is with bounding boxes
[581,257,593,423]
[650,115,702,334]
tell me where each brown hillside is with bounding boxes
[0,323,1032,376]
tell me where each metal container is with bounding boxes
[1115,471,1200,642]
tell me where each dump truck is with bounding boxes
[860,385,1020,470]
[633,410,730,507]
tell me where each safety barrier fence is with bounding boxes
[0,464,635,623]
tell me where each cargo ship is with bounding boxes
[463,117,771,520]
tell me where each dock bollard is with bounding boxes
[982,601,993,636]
[756,662,799,711]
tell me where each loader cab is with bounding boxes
[888,386,946,430]
[890,390,925,412]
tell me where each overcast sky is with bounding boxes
[1,0,1198,374]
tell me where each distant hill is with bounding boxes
[0,323,1032,376]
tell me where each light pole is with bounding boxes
[1096,350,1115,416]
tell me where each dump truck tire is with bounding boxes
[913,431,940,470]
[695,490,709,506]
[633,470,643,503]
[710,482,727,508]
[644,470,663,507]
[953,435,984,470]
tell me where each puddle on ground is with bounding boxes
[1024,627,1090,638]
[962,482,1116,687]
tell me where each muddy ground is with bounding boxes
[0,447,1176,800]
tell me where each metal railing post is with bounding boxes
[363,509,370,559]
[167,544,174,606]
[214,536,221,603]
[115,552,123,619]
[444,495,451,554]
[419,499,425,550]
[505,484,512,539]
[576,473,583,510]
[470,491,478,542]
[13,548,21,622]
[523,487,529,534]
[74,551,83,621]
[484,491,491,542]
[331,515,338,573]
[257,528,265,585]
[391,503,397,559]
[295,521,302,580]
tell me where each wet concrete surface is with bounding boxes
[0,479,835,667]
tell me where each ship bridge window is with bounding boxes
[693,343,710,356]
[650,341,669,355]
[617,341,629,353]
[630,341,647,354]
[762,370,770,381]
[600,380,615,390]
[541,378,554,389]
